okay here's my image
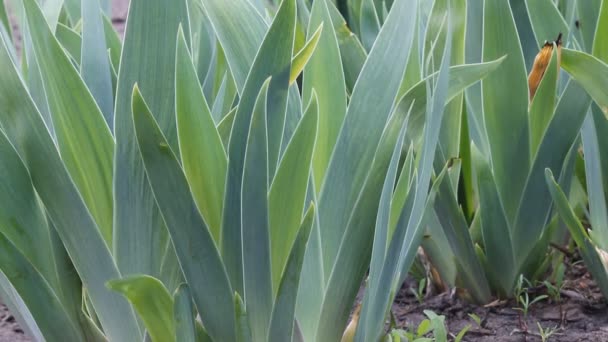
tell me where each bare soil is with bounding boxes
[386,261,608,341]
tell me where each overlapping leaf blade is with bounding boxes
[132,87,235,342]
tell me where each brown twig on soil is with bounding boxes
[550,242,574,257]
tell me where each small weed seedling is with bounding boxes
[514,275,548,317]
[387,310,470,342]
[409,278,427,304]
[537,322,559,342]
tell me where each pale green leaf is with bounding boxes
[132,87,236,342]
[269,94,318,290]
[268,206,315,342]
[108,275,175,342]
[176,27,227,244]
[291,24,323,84]
[24,0,114,245]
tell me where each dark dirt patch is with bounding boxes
[0,305,29,342]
[384,261,608,341]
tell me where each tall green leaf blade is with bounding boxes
[268,206,315,342]
[0,36,142,342]
[108,275,176,342]
[576,0,602,52]
[173,284,197,342]
[509,0,538,71]
[132,88,236,342]
[525,0,568,47]
[318,0,417,277]
[23,0,114,245]
[234,293,252,342]
[360,0,381,50]
[482,0,530,220]
[545,170,608,297]
[0,129,58,292]
[114,0,189,279]
[513,80,591,264]
[315,106,412,342]
[199,0,266,90]
[55,24,82,63]
[434,159,492,302]
[81,0,114,128]
[397,57,505,145]
[473,148,515,297]
[355,12,454,340]
[102,15,122,72]
[220,0,295,294]
[581,114,608,250]
[355,114,409,342]
[176,28,226,244]
[0,228,83,341]
[561,48,608,117]
[269,94,318,290]
[304,0,347,193]
[241,79,273,341]
[326,1,367,92]
[593,0,608,61]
